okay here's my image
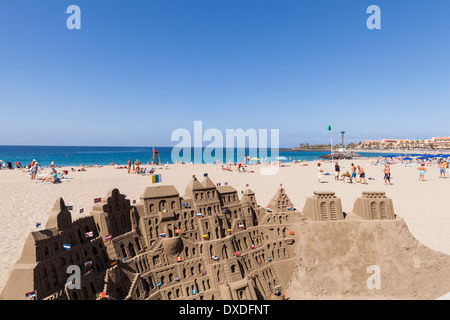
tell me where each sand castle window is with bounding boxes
[149,204,155,212]
[159,201,166,212]
[44,246,49,256]
[128,243,136,258]
[207,192,210,198]
[195,193,199,200]
[171,201,176,209]
[135,238,141,251]
[212,191,216,197]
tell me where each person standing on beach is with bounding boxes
[439,160,446,178]
[334,161,340,181]
[384,164,391,185]
[418,163,427,181]
[317,163,324,183]
[30,163,37,180]
[350,163,357,183]
[357,165,367,184]
[127,159,131,174]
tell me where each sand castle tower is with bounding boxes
[266,187,294,213]
[352,191,396,220]
[301,191,344,221]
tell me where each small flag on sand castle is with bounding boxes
[202,234,208,240]
[94,198,101,203]
[84,261,93,270]
[175,229,181,234]
[156,281,162,287]
[159,232,166,237]
[36,222,41,228]
[196,212,202,217]
[105,234,112,241]
[239,224,244,229]
[265,207,272,211]
[143,245,148,250]
[96,292,106,299]
[176,257,182,262]
[174,276,181,281]
[228,229,232,234]
[202,270,207,275]
[192,289,198,294]
[85,231,93,238]
[66,206,73,210]
[63,244,71,250]
[235,251,241,256]
[212,255,218,261]
[25,291,36,299]
[286,206,292,210]
[250,244,255,249]
[268,257,273,262]
[204,173,208,177]
[111,259,117,266]
[151,174,162,184]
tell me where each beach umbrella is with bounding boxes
[251,157,260,161]
[276,156,288,160]
[403,157,413,161]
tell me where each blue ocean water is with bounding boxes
[0,145,399,167]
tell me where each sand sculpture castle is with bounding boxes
[0,175,397,300]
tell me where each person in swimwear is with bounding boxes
[317,163,324,183]
[384,164,391,185]
[350,163,357,183]
[438,160,446,178]
[357,165,367,184]
[418,163,427,181]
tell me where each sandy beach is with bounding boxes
[0,159,449,294]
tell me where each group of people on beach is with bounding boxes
[317,158,450,184]
[318,161,369,184]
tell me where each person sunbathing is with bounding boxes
[41,175,54,183]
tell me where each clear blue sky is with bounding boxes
[0,0,449,147]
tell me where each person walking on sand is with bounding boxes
[127,159,132,174]
[350,163,357,183]
[317,163,324,183]
[334,161,340,181]
[357,165,367,184]
[384,164,391,185]
[439,160,446,178]
[30,163,37,180]
[418,163,427,181]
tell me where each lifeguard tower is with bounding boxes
[151,148,161,165]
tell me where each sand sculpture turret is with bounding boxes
[301,191,344,221]
[351,191,396,220]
